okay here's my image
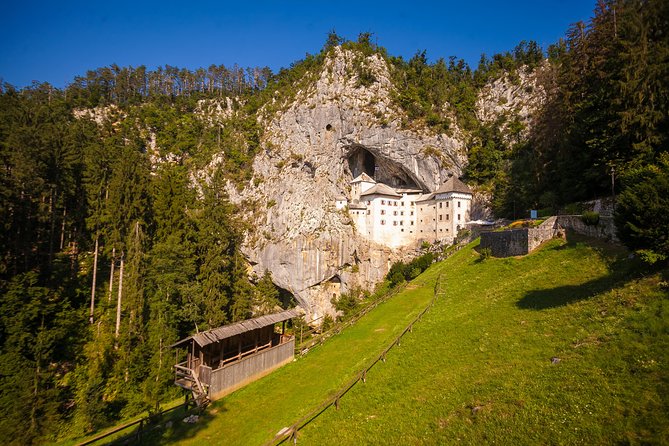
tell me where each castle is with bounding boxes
[336,173,473,248]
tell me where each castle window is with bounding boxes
[400,211,404,216]
[439,215,443,221]
[458,214,461,220]
[401,229,404,232]
[446,202,449,208]
[410,211,414,216]
[381,220,386,225]
[393,211,397,216]
[381,200,386,205]
[458,201,461,208]
[440,229,443,232]
[439,202,443,209]
[411,201,415,206]
[367,201,371,205]
[400,221,404,226]
[393,221,398,226]
[367,210,370,215]
[381,210,386,215]
[410,221,414,225]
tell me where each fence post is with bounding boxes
[362,370,367,383]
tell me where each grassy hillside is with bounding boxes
[300,236,669,445]
[138,235,667,445]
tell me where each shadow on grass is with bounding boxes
[517,237,645,311]
[104,399,226,446]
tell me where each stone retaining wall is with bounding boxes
[480,217,562,258]
[480,214,619,258]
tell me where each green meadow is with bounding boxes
[94,235,668,445]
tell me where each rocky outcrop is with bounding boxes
[229,47,468,319]
[475,64,549,142]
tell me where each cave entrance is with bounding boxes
[348,147,376,179]
[346,145,420,189]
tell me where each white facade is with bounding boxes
[340,175,473,248]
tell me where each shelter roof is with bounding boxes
[171,308,301,349]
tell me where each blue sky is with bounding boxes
[0,1,596,89]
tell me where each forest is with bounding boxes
[0,0,667,443]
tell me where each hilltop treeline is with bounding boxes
[1,0,668,443]
[0,81,283,443]
[470,0,669,221]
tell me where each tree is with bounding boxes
[614,153,669,263]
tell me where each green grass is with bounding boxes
[299,236,669,445]
[92,235,669,445]
[141,268,437,445]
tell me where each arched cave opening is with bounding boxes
[273,283,298,309]
[346,145,420,189]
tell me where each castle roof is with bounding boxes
[348,202,367,210]
[414,193,435,202]
[351,172,376,184]
[435,177,472,195]
[360,183,402,198]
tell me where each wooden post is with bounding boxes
[335,397,340,410]
[362,370,367,383]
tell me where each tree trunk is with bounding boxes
[90,236,99,324]
[108,247,115,301]
[115,254,124,339]
[59,205,67,250]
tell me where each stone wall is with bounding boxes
[555,215,618,242]
[480,217,561,258]
[480,214,620,258]
[480,228,530,257]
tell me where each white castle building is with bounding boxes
[337,173,473,248]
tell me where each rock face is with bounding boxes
[475,64,549,141]
[230,47,468,319]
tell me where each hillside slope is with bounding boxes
[302,237,669,444]
[143,235,668,445]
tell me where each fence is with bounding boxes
[263,273,446,445]
[294,240,467,357]
[75,398,201,446]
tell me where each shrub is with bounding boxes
[581,211,600,226]
[479,247,492,261]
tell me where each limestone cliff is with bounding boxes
[475,64,549,142]
[229,47,468,319]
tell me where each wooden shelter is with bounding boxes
[172,308,300,404]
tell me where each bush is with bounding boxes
[479,247,492,261]
[386,252,434,287]
[581,211,600,226]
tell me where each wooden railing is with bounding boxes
[208,338,295,398]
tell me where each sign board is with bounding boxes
[530,210,538,219]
